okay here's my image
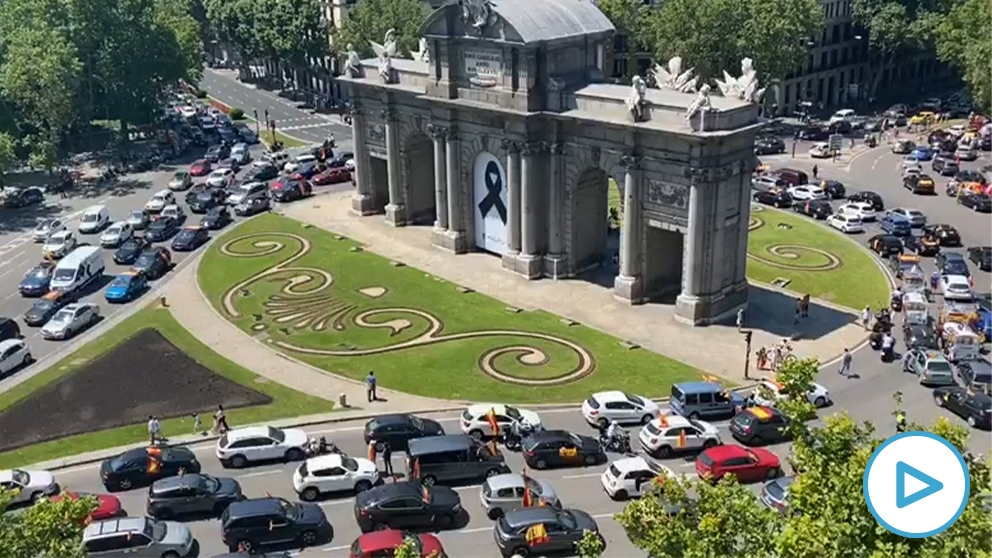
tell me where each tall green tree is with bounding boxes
[0,131,17,185]
[742,0,824,86]
[641,0,747,81]
[204,0,267,64]
[597,0,648,82]
[332,0,430,59]
[0,488,97,558]
[934,0,990,112]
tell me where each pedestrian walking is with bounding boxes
[192,413,201,434]
[812,165,819,179]
[147,415,161,445]
[881,332,895,363]
[215,405,229,433]
[381,442,393,476]
[861,306,872,331]
[800,294,810,318]
[736,307,745,330]
[839,348,852,376]
[366,371,377,402]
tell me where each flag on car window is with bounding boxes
[486,409,500,436]
[521,470,533,507]
[421,485,430,503]
[657,412,669,427]
[677,430,687,448]
[525,523,549,546]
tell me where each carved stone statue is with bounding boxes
[626,76,648,122]
[369,29,398,83]
[344,44,362,78]
[685,84,711,122]
[458,0,497,34]
[714,57,766,104]
[412,38,430,64]
[650,56,699,93]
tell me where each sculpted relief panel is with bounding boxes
[644,180,688,210]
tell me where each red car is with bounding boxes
[49,491,123,521]
[696,444,781,483]
[311,165,351,185]
[189,159,211,177]
[271,177,313,202]
[349,530,446,558]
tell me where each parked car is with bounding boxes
[348,531,446,558]
[32,218,65,242]
[126,209,151,230]
[271,177,313,202]
[39,302,100,340]
[363,413,445,452]
[104,271,148,303]
[494,507,600,558]
[753,189,792,207]
[847,190,885,211]
[637,414,721,458]
[100,446,201,491]
[955,360,992,391]
[826,213,863,234]
[293,454,379,501]
[172,225,209,251]
[354,481,462,533]
[81,516,195,557]
[18,263,55,296]
[147,473,244,519]
[201,205,233,230]
[42,230,77,259]
[0,339,31,377]
[911,145,935,161]
[113,237,151,265]
[926,224,963,247]
[903,350,956,386]
[817,179,846,199]
[933,386,991,429]
[904,323,938,351]
[480,473,559,518]
[131,247,172,279]
[959,192,992,212]
[521,430,605,470]
[967,246,991,272]
[695,444,781,482]
[216,426,311,468]
[221,497,331,552]
[234,194,271,216]
[24,290,75,326]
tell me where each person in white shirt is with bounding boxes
[147,416,161,445]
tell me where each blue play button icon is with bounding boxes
[896,461,944,508]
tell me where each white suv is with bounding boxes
[638,414,721,458]
[581,391,660,428]
[753,379,832,408]
[460,404,542,439]
[600,457,673,500]
[215,426,311,468]
[292,454,379,501]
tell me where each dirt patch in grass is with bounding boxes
[0,329,271,452]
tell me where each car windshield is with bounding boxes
[505,407,522,420]
[267,426,286,443]
[568,433,582,446]
[277,499,299,521]
[107,225,122,234]
[929,361,953,373]
[52,268,75,282]
[149,220,168,231]
[130,210,145,220]
[973,373,992,385]
[175,230,195,242]
[110,275,133,287]
[35,221,51,231]
[31,299,55,312]
[26,267,49,279]
[199,475,220,492]
[135,253,157,266]
[82,213,98,222]
[341,457,359,472]
[624,393,643,405]
[51,309,73,323]
[172,172,185,180]
[10,470,28,485]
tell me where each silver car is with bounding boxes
[40,302,100,340]
[33,218,65,242]
[479,473,559,519]
[82,516,195,557]
[0,468,59,504]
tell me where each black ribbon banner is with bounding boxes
[478,161,507,224]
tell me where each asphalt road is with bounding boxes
[199,70,353,147]
[43,407,794,558]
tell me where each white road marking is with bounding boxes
[0,267,17,280]
[456,526,492,534]
[318,499,355,507]
[591,512,616,519]
[561,472,601,479]
[236,470,283,479]
[0,249,26,268]
[322,545,351,552]
[870,153,888,170]
[309,425,364,435]
[3,292,17,301]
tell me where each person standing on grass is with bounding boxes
[839,348,852,376]
[366,372,377,402]
[148,416,161,445]
[215,405,229,433]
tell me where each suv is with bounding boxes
[932,155,959,176]
[81,517,195,557]
[669,382,743,420]
[729,406,793,445]
[221,497,331,553]
[406,435,510,486]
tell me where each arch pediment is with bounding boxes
[420,0,614,46]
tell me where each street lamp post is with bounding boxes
[253,109,259,134]
[743,330,753,380]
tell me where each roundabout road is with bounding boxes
[761,139,990,448]
[46,407,795,557]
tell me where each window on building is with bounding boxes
[830,49,838,67]
[831,25,840,44]
[819,52,827,69]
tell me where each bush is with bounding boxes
[194,89,207,99]
[229,108,245,120]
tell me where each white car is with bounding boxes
[199,115,217,130]
[40,302,100,340]
[901,156,922,172]
[788,185,826,201]
[581,391,660,427]
[42,231,77,259]
[752,174,784,192]
[145,190,175,213]
[284,154,317,173]
[292,454,379,501]
[888,208,926,227]
[838,202,876,221]
[0,469,59,504]
[0,339,32,376]
[168,171,192,191]
[160,204,186,223]
[752,379,832,408]
[226,182,269,206]
[460,404,542,439]
[206,169,236,188]
[600,456,674,500]
[179,106,198,119]
[99,222,133,248]
[956,143,978,161]
[638,414,721,458]
[215,425,311,468]
[826,213,864,234]
[230,143,250,165]
[808,142,832,159]
[948,124,966,137]
[941,275,973,301]
[32,218,65,242]
[829,109,855,125]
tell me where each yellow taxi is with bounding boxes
[910,112,936,126]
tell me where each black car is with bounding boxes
[100,446,201,491]
[828,120,852,135]
[147,473,243,519]
[235,195,271,216]
[867,234,904,257]
[327,152,354,168]
[354,482,461,533]
[0,317,20,342]
[792,199,832,219]
[797,127,828,141]
[818,179,846,199]
[363,414,446,452]
[172,226,209,251]
[113,237,152,265]
[847,190,885,211]
[218,128,239,145]
[205,144,230,163]
[903,174,937,195]
[935,251,970,278]
[903,234,941,257]
[494,507,600,558]
[132,247,173,279]
[18,263,55,296]
[959,192,992,212]
[753,189,793,208]
[956,169,989,185]
[967,246,991,272]
[956,360,992,391]
[2,187,44,208]
[234,123,259,144]
[146,216,181,242]
[729,406,793,445]
[271,178,312,202]
[292,162,321,179]
[185,184,208,205]
[23,291,75,327]
[244,163,279,182]
[755,138,786,155]
[202,206,234,230]
[189,187,227,213]
[521,430,605,470]
[933,387,992,429]
[903,323,938,350]
[924,224,961,247]
[221,497,331,552]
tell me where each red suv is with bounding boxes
[349,530,446,558]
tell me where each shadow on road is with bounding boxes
[746,285,855,341]
[0,203,65,235]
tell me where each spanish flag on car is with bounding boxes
[146,447,162,473]
[421,485,430,503]
[657,412,669,427]
[521,470,533,508]
[525,523,550,546]
[486,408,500,436]
[413,458,421,480]
[677,430,687,448]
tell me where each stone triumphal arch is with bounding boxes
[341,0,762,325]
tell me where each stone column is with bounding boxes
[440,129,468,254]
[518,141,544,278]
[350,108,376,215]
[428,124,448,231]
[545,142,566,277]
[735,174,751,285]
[614,154,644,303]
[681,183,704,297]
[502,139,521,258]
[383,109,406,225]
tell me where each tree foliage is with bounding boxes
[574,528,606,558]
[205,0,327,65]
[617,357,992,558]
[392,535,440,558]
[597,0,648,81]
[0,132,17,185]
[332,0,430,59]
[934,0,990,112]
[0,489,97,558]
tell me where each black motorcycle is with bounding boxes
[598,433,631,454]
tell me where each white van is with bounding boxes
[78,205,111,234]
[50,246,105,293]
[265,151,291,168]
[829,109,856,125]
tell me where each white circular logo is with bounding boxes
[863,431,970,538]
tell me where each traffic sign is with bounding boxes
[828,134,844,152]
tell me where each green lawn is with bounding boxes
[747,206,889,310]
[0,307,335,468]
[198,214,707,404]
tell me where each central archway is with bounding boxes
[403,132,435,225]
[572,167,610,273]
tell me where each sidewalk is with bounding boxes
[280,192,870,382]
[161,259,455,410]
